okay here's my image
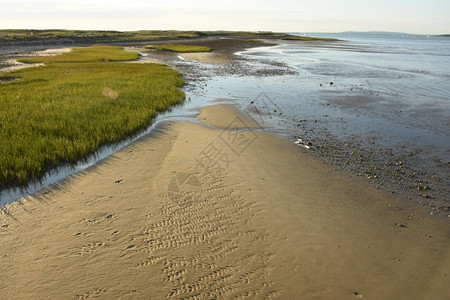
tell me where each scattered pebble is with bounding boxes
[353,291,363,297]
[294,138,311,149]
[396,223,407,228]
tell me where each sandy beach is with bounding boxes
[0,104,448,299]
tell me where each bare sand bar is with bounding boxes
[0,48,72,73]
[178,52,232,64]
[0,105,448,299]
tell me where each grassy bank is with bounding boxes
[0,29,289,44]
[18,45,139,63]
[0,30,201,43]
[145,44,211,53]
[0,45,184,187]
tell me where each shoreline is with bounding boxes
[1,104,448,298]
[0,37,448,215]
[0,37,279,206]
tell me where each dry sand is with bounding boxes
[0,59,44,73]
[122,47,165,64]
[0,105,448,299]
[178,52,232,64]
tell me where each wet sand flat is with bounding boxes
[0,105,448,299]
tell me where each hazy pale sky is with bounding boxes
[1,0,449,34]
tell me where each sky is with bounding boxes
[0,0,449,35]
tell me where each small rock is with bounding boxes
[396,223,407,228]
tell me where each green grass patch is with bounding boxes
[0,45,184,187]
[145,44,212,53]
[18,45,139,64]
[281,36,339,42]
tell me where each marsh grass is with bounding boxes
[18,45,139,63]
[145,44,212,53]
[281,36,339,41]
[0,45,184,187]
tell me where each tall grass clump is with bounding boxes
[0,45,184,187]
[18,45,139,64]
[145,44,211,53]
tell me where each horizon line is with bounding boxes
[0,28,449,36]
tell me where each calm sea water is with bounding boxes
[185,33,450,152]
[239,33,450,138]
[183,33,450,207]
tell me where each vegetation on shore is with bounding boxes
[17,45,138,63]
[0,29,289,44]
[0,45,184,187]
[281,36,339,41]
[145,44,211,53]
[0,30,201,43]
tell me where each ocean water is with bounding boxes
[239,33,450,137]
[184,33,450,152]
[182,33,450,208]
